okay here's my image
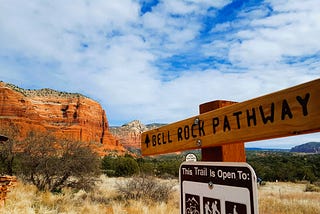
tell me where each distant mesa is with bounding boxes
[290,142,320,153]
[245,147,290,152]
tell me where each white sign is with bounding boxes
[180,162,258,214]
[186,153,197,162]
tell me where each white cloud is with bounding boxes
[0,0,320,147]
[228,1,320,68]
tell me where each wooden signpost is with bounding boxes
[0,136,16,207]
[141,78,320,158]
[141,78,320,214]
[0,176,17,206]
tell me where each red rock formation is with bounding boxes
[110,120,165,151]
[0,81,125,156]
[110,120,147,149]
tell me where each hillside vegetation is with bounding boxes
[2,81,86,98]
[247,151,320,182]
[101,150,320,184]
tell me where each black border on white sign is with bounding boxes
[180,162,259,214]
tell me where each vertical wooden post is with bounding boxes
[0,176,17,207]
[199,100,246,162]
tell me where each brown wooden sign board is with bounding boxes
[141,78,320,156]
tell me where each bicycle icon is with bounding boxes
[185,194,200,214]
[186,205,200,214]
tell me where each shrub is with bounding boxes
[102,155,139,177]
[116,175,174,203]
[17,131,101,192]
[114,157,139,177]
[305,183,320,192]
[156,160,181,178]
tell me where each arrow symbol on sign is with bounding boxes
[145,134,150,148]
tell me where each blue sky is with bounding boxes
[1,0,320,148]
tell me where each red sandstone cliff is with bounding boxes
[0,81,125,155]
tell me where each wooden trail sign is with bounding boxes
[141,78,320,156]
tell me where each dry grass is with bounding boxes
[1,177,319,213]
[258,182,320,214]
[0,175,179,214]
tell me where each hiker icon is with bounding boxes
[203,197,221,214]
[231,205,238,214]
[225,201,246,214]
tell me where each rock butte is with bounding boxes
[110,120,147,150]
[0,81,125,156]
[110,120,166,151]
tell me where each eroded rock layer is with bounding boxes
[0,81,125,155]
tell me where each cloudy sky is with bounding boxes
[1,0,320,148]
